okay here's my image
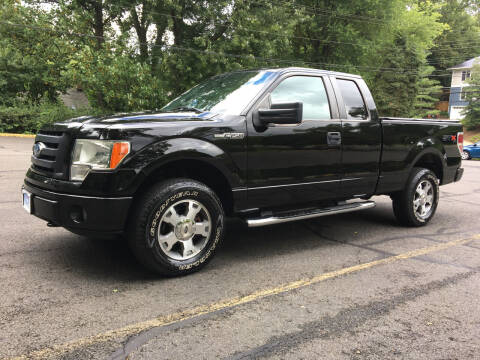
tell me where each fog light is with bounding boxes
[70,164,92,182]
[70,205,86,223]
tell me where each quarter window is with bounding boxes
[337,79,368,120]
[270,76,331,120]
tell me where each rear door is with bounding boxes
[331,77,382,198]
[246,73,342,208]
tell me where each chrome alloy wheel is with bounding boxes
[461,151,470,160]
[157,200,211,260]
[413,180,434,220]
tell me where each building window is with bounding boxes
[460,89,467,101]
[462,71,471,81]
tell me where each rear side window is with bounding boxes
[337,79,368,120]
[270,76,331,120]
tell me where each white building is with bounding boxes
[448,56,479,120]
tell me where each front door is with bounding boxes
[246,74,342,209]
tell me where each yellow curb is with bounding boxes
[0,133,35,138]
[7,233,480,360]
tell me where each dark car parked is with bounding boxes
[23,67,464,275]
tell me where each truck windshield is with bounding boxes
[161,70,276,115]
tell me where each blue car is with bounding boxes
[462,142,480,160]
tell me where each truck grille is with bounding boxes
[31,130,72,180]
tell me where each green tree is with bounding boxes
[413,65,443,117]
[64,44,167,112]
[428,0,480,88]
[0,0,71,105]
[367,1,446,117]
[462,63,480,129]
[3,0,478,128]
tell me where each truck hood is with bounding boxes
[61,110,217,127]
[43,110,227,146]
[45,110,220,139]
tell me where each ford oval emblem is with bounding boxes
[33,142,46,157]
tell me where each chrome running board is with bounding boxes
[246,201,376,228]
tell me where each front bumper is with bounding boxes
[23,182,132,236]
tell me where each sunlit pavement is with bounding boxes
[1,136,479,359]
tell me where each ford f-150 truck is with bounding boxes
[22,67,464,275]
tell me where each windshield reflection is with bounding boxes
[162,71,276,115]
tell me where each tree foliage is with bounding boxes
[0,0,479,132]
[428,0,480,89]
[64,44,167,111]
[462,63,480,129]
[0,0,71,105]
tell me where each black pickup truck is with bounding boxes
[22,67,464,275]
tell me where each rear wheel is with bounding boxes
[127,178,225,276]
[392,168,439,227]
[461,151,471,160]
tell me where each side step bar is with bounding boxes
[246,201,376,228]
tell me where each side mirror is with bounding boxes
[474,144,478,147]
[256,102,303,127]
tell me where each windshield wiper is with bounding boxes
[170,106,204,114]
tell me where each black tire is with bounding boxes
[392,168,439,227]
[127,178,225,276]
[462,151,471,160]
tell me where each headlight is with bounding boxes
[70,140,130,181]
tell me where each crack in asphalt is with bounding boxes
[421,233,480,252]
[102,233,478,360]
[225,269,478,360]
[302,225,477,271]
[108,308,237,360]
[305,220,480,252]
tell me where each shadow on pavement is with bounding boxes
[34,202,399,282]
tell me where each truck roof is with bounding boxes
[224,67,362,79]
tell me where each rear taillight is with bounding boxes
[457,132,464,154]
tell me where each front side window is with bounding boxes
[337,79,368,120]
[269,76,331,120]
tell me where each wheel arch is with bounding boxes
[125,138,240,215]
[410,147,445,184]
[138,157,235,215]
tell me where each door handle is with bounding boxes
[327,132,341,146]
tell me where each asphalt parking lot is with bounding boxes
[1,136,479,360]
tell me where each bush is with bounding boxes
[0,102,96,133]
[65,46,168,112]
[470,134,480,143]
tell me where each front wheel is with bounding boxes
[392,168,439,227]
[127,178,225,276]
[461,151,471,160]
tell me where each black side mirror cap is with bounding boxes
[255,102,303,128]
